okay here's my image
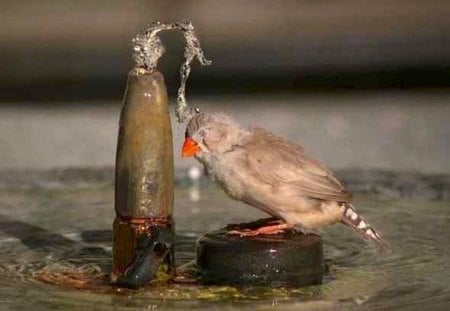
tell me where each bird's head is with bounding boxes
[182,112,245,157]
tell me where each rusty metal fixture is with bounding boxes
[114,70,174,220]
[112,69,175,288]
[112,20,210,289]
[112,218,174,288]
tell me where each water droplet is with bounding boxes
[131,20,211,123]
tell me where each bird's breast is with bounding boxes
[209,155,278,213]
[202,154,245,199]
[199,153,298,219]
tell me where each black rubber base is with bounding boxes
[196,229,324,287]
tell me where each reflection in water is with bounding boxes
[187,166,203,202]
[0,214,77,251]
[0,182,448,310]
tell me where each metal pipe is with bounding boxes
[111,20,210,288]
[112,69,174,288]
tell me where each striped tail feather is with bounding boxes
[341,203,389,251]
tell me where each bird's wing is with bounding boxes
[236,128,352,202]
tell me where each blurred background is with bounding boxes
[1,0,449,173]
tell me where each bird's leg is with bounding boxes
[226,223,291,237]
[293,226,321,237]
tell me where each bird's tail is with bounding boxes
[341,203,389,251]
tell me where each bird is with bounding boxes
[181,112,388,250]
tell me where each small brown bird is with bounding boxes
[182,112,388,249]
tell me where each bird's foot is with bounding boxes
[225,217,281,231]
[226,223,290,237]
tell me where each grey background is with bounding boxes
[1,0,449,173]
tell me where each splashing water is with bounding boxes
[132,20,212,123]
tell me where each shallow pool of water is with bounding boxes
[0,170,448,310]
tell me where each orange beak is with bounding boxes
[181,137,199,157]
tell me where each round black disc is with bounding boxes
[196,230,325,287]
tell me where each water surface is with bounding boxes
[0,173,448,310]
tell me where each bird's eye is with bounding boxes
[198,129,207,137]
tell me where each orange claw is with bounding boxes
[182,137,199,157]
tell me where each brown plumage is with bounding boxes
[183,112,388,250]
